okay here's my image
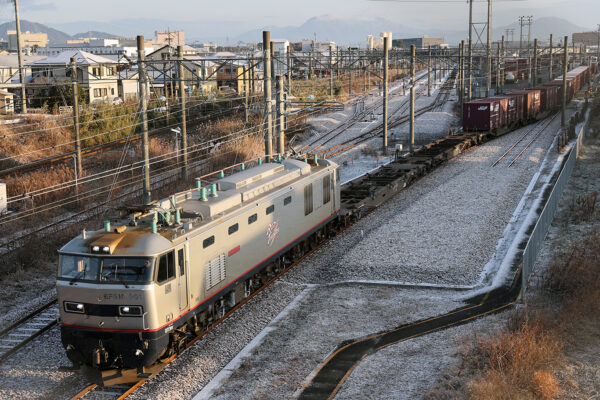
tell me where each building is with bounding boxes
[573,32,600,46]
[146,45,220,96]
[28,50,124,104]
[7,30,49,51]
[191,42,218,54]
[301,40,336,53]
[0,89,14,114]
[155,30,185,47]
[366,32,392,50]
[0,54,44,84]
[392,36,444,49]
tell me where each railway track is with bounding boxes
[298,70,433,154]
[315,70,457,159]
[0,299,58,364]
[492,112,560,167]
[71,383,138,400]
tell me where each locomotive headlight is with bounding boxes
[102,246,110,253]
[119,305,143,316]
[64,301,85,314]
[92,245,100,252]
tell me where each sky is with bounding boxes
[1,0,597,37]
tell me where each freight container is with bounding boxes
[533,86,560,112]
[493,94,523,126]
[511,89,541,119]
[463,99,501,131]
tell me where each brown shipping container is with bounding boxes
[544,80,571,103]
[493,94,523,126]
[511,90,541,118]
[463,99,501,131]
[533,86,559,111]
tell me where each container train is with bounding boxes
[57,157,340,373]
[463,63,597,134]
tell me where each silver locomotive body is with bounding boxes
[57,158,340,370]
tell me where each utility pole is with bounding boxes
[348,47,353,96]
[468,39,472,100]
[13,0,26,113]
[270,43,275,92]
[409,44,415,153]
[70,57,82,178]
[263,31,273,162]
[177,45,188,180]
[496,42,501,92]
[427,45,431,97]
[561,35,568,128]
[383,37,389,153]
[486,0,492,97]
[549,34,553,80]
[250,54,255,94]
[459,41,464,107]
[243,64,249,123]
[519,16,524,55]
[501,35,505,92]
[467,0,473,100]
[137,36,151,204]
[276,75,285,156]
[533,38,538,86]
[287,46,292,91]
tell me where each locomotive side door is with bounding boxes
[176,245,189,311]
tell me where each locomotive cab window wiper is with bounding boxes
[69,270,85,285]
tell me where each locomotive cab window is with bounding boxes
[228,223,239,235]
[157,251,175,283]
[284,196,292,206]
[59,254,154,283]
[266,205,275,215]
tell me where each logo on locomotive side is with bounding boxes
[266,221,280,246]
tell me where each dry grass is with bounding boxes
[463,319,562,400]
[426,230,600,400]
[567,190,598,222]
[0,115,74,168]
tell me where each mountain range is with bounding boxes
[0,16,592,47]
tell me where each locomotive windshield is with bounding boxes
[59,254,155,283]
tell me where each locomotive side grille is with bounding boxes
[205,254,226,290]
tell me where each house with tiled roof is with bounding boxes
[27,50,132,104]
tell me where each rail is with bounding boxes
[0,300,58,363]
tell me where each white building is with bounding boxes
[272,39,289,55]
[367,32,393,50]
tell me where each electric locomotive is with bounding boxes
[57,157,340,375]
